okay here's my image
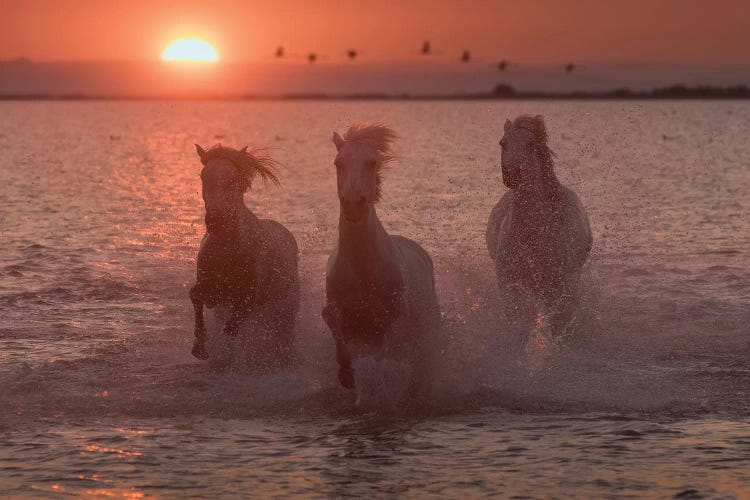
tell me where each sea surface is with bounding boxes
[0,100,748,498]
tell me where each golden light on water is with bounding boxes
[84,444,143,457]
[161,38,219,62]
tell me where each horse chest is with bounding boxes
[198,246,258,299]
[343,291,401,343]
[330,272,403,343]
[499,210,566,273]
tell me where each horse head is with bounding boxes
[499,115,557,192]
[196,143,279,234]
[331,123,396,223]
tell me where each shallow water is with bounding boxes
[1,101,749,497]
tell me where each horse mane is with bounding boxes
[512,114,558,183]
[342,123,397,202]
[199,144,280,191]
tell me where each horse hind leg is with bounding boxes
[222,307,245,337]
[281,282,301,364]
[323,302,354,389]
[548,293,579,340]
[334,341,354,389]
[272,306,297,368]
[189,284,210,360]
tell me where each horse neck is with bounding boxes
[210,195,262,242]
[243,206,263,231]
[238,194,265,237]
[337,205,394,276]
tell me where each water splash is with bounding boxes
[352,356,413,410]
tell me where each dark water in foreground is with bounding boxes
[4,415,750,497]
[1,101,749,497]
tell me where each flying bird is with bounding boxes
[565,63,583,73]
[346,49,358,60]
[275,46,284,58]
[461,50,471,63]
[308,53,318,63]
[421,41,431,55]
[495,60,511,71]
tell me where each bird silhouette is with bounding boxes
[421,41,431,55]
[495,59,511,71]
[346,49,358,60]
[308,53,318,63]
[461,50,471,63]
[565,62,583,73]
[275,46,285,58]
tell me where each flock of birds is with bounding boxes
[274,41,583,73]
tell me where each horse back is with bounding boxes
[391,234,437,303]
[257,218,300,295]
[259,219,298,263]
[557,186,593,267]
[391,235,434,276]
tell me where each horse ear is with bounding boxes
[504,119,512,132]
[332,132,344,151]
[195,144,208,162]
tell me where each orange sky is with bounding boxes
[2,0,749,65]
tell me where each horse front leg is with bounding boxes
[190,284,210,360]
[548,271,580,339]
[323,302,354,389]
[335,340,354,389]
[222,299,248,338]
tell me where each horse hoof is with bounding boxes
[339,367,355,389]
[191,343,209,360]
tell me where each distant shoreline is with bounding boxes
[1,84,749,101]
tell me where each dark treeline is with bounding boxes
[484,83,750,100]
[280,83,750,100]
[1,84,749,101]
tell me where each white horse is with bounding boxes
[190,144,299,370]
[322,123,440,390]
[487,115,592,333]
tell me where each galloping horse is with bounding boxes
[190,144,299,367]
[487,115,592,332]
[323,123,440,389]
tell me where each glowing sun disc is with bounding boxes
[162,38,219,62]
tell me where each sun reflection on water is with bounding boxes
[83,444,143,457]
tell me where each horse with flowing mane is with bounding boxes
[322,123,440,390]
[189,144,299,369]
[487,115,592,333]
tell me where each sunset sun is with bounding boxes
[161,38,218,62]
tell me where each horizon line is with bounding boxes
[2,57,750,69]
[1,83,748,102]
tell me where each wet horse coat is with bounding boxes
[190,144,299,367]
[322,124,440,389]
[487,115,592,324]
